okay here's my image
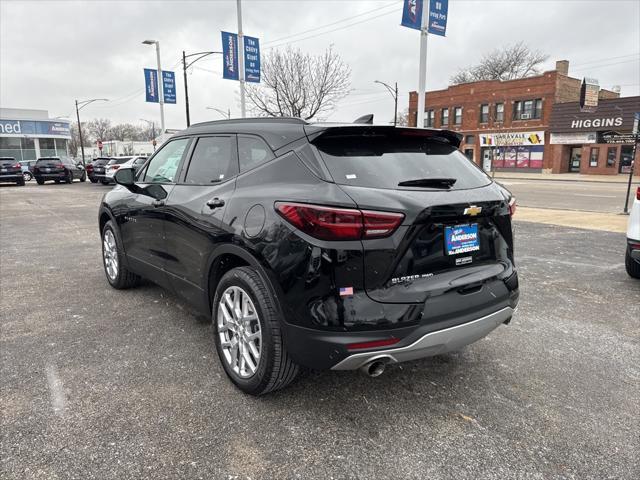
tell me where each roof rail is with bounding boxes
[189,117,308,128]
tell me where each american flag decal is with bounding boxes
[339,287,354,296]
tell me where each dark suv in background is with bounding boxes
[85,157,111,183]
[33,157,86,184]
[0,157,25,186]
[99,118,519,395]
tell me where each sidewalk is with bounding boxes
[516,206,629,233]
[492,171,635,184]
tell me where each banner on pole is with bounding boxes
[401,0,423,30]
[427,0,449,36]
[144,68,159,103]
[162,71,176,104]
[244,36,261,83]
[222,31,239,80]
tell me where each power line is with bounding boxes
[571,52,639,68]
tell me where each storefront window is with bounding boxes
[55,139,68,158]
[21,138,36,160]
[464,149,473,161]
[606,147,617,167]
[454,107,462,125]
[493,145,543,169]
[495,103,504,122]
[479,104,489,123]
[589,147,599,167]
[0,137,22,160]
[39,138,56,157]
[441,108,449,126]
[619,146,634,173]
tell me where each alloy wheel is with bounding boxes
[217,286,262,378]
[103,230,119,280]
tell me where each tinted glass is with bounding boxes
[315,134,491,191]
[108,157,132,165]
[184,136,236,184]
[142,138,189,183]
[238,136,274,172]
[36,158,60,165]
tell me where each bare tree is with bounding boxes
[246,46,351,120]
[68,122,91,157]
[451,42,549,85]
[86,118,111,142]
[108,123,139,141]
[395,109,410,127]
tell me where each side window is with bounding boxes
[134,157,147,166]
[238,135,274,172]
[184,136,237,184]
[141,139,189,183]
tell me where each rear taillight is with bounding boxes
[55,163,64,169]
[13,163,20,168]
[636,187,640,201]
[275,202,404,241]
[508,197,516,216]
[111,165,120,170]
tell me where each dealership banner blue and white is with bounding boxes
[243,36,261,83]
[0,119,71,138]
[162,71,176,104]
[428,0,448,36]
[401,0,423,30]
[144,68,159,103]
[222,31,239,80]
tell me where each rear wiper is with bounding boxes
[398,178,457,188]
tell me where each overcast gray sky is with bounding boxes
[1,0,639,129]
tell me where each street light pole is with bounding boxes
[374,80,399,126]
[140,119,156,151]
[143,40,165,138]
[206,107,231,119]
[74,98,108,166]
[182,50,223,127]
[237,0,246,117]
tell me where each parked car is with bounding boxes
[86,157,111,183]
[626,185,640,278]
[19,160,36,181]
[103,156,147,184]
[98,118,519,395]
[0,157,25,186]
[33,157,86,184]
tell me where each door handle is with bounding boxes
[152,199,165,208]
[206,198,225,209]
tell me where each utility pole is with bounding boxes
[183,50,190,127]
[182,50,222,127]
[74,98,108,166]
[237,0,246,117]
[143,40,165,138]
[416,0,430,128]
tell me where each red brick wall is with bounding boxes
[578,144,640,176]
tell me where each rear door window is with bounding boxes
[183,136,237,184]
[314,134,491,190]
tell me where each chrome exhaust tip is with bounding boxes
[360,360,387,378]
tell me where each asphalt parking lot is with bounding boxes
[1,181,639,479]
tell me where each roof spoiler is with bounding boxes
[307,125,462,148]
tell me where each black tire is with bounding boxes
[101,221,140,289]
[90,178,98,183]
[36,178,44,185]
[101,180,109,185]
[626,247,640,279]
[54,179,60,184]
[80,171,87,182]
[23,172,32,182]
[66,170,74,184]
[213,266,300,395]
[17,177,25,186]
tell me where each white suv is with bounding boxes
[626,185,640,278]
[103,156,147,184]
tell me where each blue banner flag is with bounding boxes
[428,0,449,36]
[401,0,423,30]
[222,31,239,81]
[162,71,176,104]
[243,36,261,83]
[144,68,159,103]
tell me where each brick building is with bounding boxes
[408,60,626,173]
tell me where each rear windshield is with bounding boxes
[36,158,60,164]
[314,135,491,191]
[108,157,132,165]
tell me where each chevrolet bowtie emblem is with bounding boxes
[464,206,482,216]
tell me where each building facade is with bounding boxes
[0,108,71,160]
[549,96,640,176]
[408,60,622,173]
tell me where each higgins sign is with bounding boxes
[0,119,71,138]
[570,117,623,129]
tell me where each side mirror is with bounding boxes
[114,167,136,187]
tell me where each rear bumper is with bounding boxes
[628,240,640,262]
[0,174,23,182]
[331,306,514,370]
[35,173,66,180]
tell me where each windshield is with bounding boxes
[315,135,491,191]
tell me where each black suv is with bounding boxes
[0,157,25,186]
[33,157,86,184]
[86,157,111,183]
[99,118,519,395]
